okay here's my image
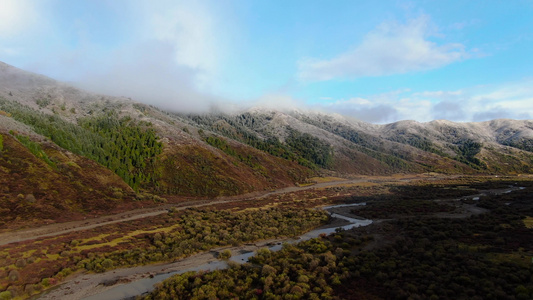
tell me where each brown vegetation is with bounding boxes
[144,179,533,300]
[0,132,145,230]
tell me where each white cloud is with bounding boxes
[0,0,45,59]
[431,100,467,121]
[465,82,533,121]
[3,0,233,113]
[76,40,220,113]
[298,15,469,81]
[140,1,222,87]
[315,79,533,123]
[322,100,399,123]
[420,81,533,122]
[253,93,305,112]
[448,19,480,31]
[413,90,462,97]
[471,83,533,103]
[343,97,372,105]
[0,0,39,37]
[0,46,20,56]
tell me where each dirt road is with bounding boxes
[0,174,472,246]
[0,176,411,246]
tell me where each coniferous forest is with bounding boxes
[0,97,162,191]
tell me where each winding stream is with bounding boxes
[82,203,372,300]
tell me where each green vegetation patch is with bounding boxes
[0,98,162,190]
[35,98,51,108]
[141,239,337,300]
[15,135,55,167]
[285,129,333,169]
[454,139,486,169]
[79,113,163,191]
[189,113,333,169]
[388,133,448,156]
[504,138,533,153]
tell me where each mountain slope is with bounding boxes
[0,62,316,228]
[0,130,138,229]
[183,109,533,175]
[0,61,532,228]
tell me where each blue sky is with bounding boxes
[0,0,532,123]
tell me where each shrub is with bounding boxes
[15,259,26,268]
[218,249,232,260]
[8,270,20,281]
[41,278,50,287]
[101,259,114,270]
[112,190,124,199]
[15,135,55,167]
[36,98,51,108]
[24,284,35,295]
[0,291,12,300]
[25,194,36,204]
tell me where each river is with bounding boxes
[82,203,372,300]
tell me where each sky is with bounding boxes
[0,0,532,123]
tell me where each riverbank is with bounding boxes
[38,237,288,300]
[39,204,371,300]
[32,176,530,300]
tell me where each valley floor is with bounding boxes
[1,174,531,300]
[0,174,434,246]
[38,237,292,300]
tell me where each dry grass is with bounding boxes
[523,216,533,229]
[487,252,531,267]
[75,224,183,251]
[308,176,347,183]
[329,182,379,189]
[238,203,280,212]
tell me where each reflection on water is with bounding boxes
[82,203,372,300]
[322,202,366,209]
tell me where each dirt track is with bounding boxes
[0,176,418,246]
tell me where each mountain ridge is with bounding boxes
[0,61,532,227]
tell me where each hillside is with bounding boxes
[0,61,532,227]
[180,109,533,175]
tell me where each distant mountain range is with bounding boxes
[0,61,532,227]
